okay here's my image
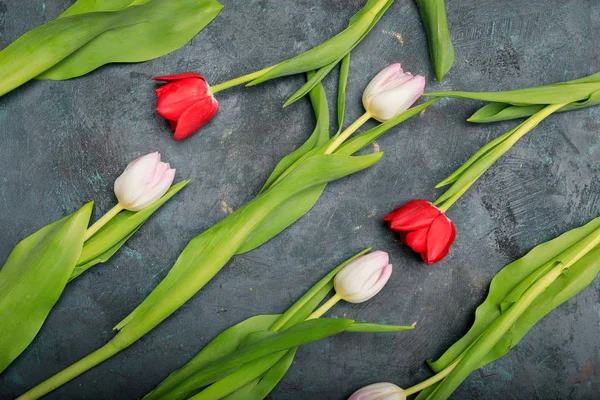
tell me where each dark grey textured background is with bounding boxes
[1,0,599,399]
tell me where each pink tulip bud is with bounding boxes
[362,63,426,122]
[334,251,392,303]
[114,152,176,211]
[348,382,407,400]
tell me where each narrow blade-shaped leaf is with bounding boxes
[417,0,455,82]
[345,322,415,333]
[222,349,297,400]
[259,78,329,193]
[149,319,354,400]
[424,81,600,106]
[0,203,92,373]
[73,180,188,276]
[468,89,600,123]
[144,314,279,400]
[336,99,438,156]
[247,0,392,86]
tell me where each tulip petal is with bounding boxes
[114,152,161,207]
[334,251,391,303]
[126,167,176,211]
[403,228,429,253]
[368,75,426,121]
[173,95,219,140]
[152,72,204,81]
[423,214,456,264]
[156,78,212,120]
[387,200,440,231]
[362,63,403,108]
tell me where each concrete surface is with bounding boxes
[0,0,599,399]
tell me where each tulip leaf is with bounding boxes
[345,322,415,333]
[424,82,600,106]
[59,0,145,17]
[247,0,393,87]
[145,318,355,400]
[336,99,438,156]
[0,203,92,373]
[336,53,352,136]
[37,0,223,81]
[279,0,393,106]
[259,76,330,194]
[468,89,600,123]
[417,0,455,82]
[221,349,297,400]
[0,0,222,96]
[270,248,371,331]
[144,314,279,400]
[70,180,189,280]
[416,217,600,399]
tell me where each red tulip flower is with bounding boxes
[153,72,219,141]
[384,200,456,265]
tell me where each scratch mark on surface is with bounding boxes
[220,200,233,214]
[382,30,404,46]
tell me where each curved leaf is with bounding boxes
[468,89,600,123]
[247,0,392,86]
[0,203,92,373]
[144,315,279,400]
[417,219,600,399]
[71,180,189,280]
[424,82,600,106]
[417,0,455,82]
[38,0,223,80]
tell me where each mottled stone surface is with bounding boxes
[0,0,599,399]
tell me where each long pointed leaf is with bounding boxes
[0,203,92,373]
[417,0,455,82]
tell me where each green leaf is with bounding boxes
[144,315,279,400]
[38,0,223,81]
[0,203,92,373]
[247,0,393,87]
[221,349,297,400]
[0,0,222,96]
[270,248,371,332]
[59,0,145,17]
[259,77,329,194]
[418,217,600,399]
[434,126,517,188]
[424,82,600,106]
[279,0,393,106]
[336,53,352,136]
[468,89,600,123]
[336,99,438,156]
[146,318,354,400]
[345,322,415,333]
[70,180,189,280]
[189,351,288,400]
[416,0,455,82]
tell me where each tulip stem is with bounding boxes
[435,102,567,214]
[306,293,342,320]
[84,204,124,241]
[403,357,462,396]
[325,112,372,154]
[210,66,276,94]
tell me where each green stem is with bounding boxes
[210,66,276,94]
[404,357,462,396]
[325,112,372,154]
[16,341,122,400]
[306,293,342,320]
[434,102,567,213]
[428,261,569,399]
[83,203,124,241]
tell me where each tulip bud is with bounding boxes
[114,152,176,211]
[153,72,219,141]
[348,382,407,400]
[362,64,425,122]
[384,200,456,265]
[334,251,392,303]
